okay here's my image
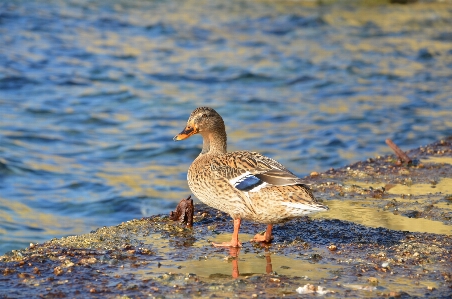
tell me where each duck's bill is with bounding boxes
[173,127,196,141]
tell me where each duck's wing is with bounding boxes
[210,151,307,192]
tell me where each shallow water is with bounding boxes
[1,0,452,254]
[112,230,443,297]
[314,199,452,235]
[137,233,340,280]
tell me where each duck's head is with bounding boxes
[173,107,225,141]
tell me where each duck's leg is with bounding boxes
[212,218,242,247]
[251,224,273,243]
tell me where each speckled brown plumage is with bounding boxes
[174,107,328,247]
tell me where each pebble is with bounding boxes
[18,273,29,279]
[53,267,63,276]
[63,260,75,268]
[328,244,337,251]
[296,284,329,295]
[80,257,97,264]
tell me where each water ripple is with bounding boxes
[0,0,451,254]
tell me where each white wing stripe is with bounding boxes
[280,202,327,212]
[246,181,268,192]
[229,171,252,186]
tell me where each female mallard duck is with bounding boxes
[174,107,328,247]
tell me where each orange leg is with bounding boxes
[251,224,274,243]
[212,218,242,247]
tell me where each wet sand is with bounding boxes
[1,138,451,298]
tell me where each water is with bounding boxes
[1,0,452,255]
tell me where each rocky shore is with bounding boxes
[1,138,451,298]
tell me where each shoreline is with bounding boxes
[1,137,451,298]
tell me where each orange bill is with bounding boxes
[173,126,196,141]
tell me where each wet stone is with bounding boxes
[0,139,451,298]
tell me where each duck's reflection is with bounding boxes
[228,247,272,278]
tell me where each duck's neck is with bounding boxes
[201,130,227,155]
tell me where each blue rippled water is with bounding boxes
[1,0,452,254]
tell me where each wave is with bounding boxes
[0,76,38,90]
[148,70,278,84]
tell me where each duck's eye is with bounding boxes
[202,113,208,118]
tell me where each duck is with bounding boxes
[174,107,328,247]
